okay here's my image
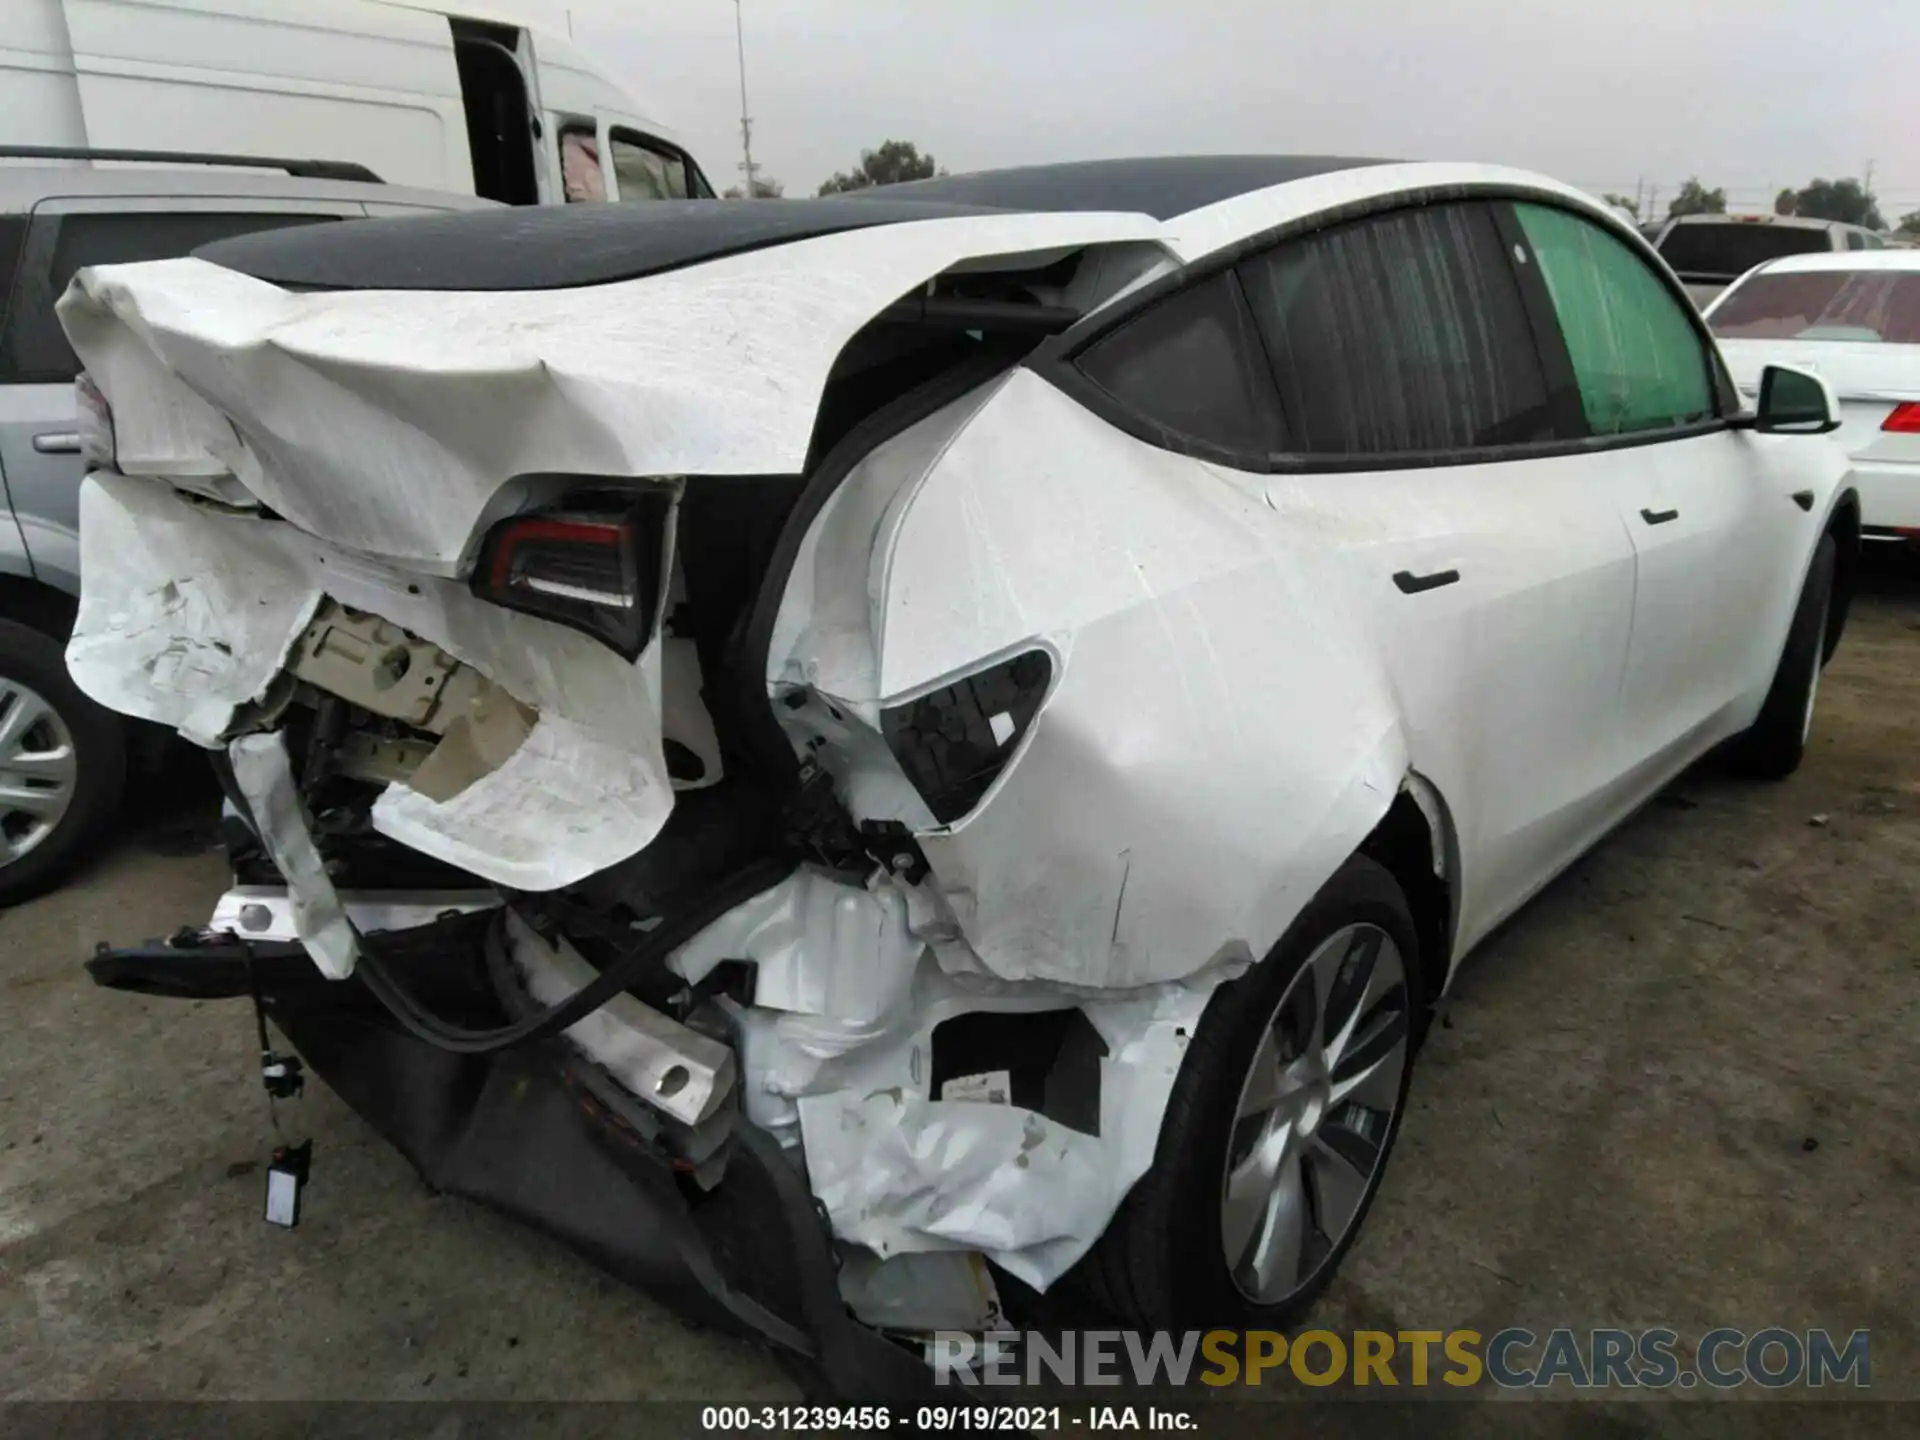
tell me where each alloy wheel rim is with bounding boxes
[0,680,78,867]
[1220,922,1410,1305]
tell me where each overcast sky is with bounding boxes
[556,0,1919,218]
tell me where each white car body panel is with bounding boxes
[54,166,1852,1295]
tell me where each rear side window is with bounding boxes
[1656,222,1832,280]
[1,210,336,383]
[1237,201,1554,456]
[1710,270,1920,344]
[1075,269,1283,454]
[1515,203,1715,436]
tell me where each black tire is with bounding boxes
[1727,534,1836,781]
[1082,854,1423,1330]
[0,617,126,906]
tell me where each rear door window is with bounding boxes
[1,210,336,384]
[1656,222,1833,280]
[1515,203,1717,436]
[1710,270,1920,344]
[1236,201,1556,456]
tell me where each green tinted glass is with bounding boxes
[1514,203,1714,436]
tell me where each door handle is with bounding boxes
[1639,507,1679,526]
[31,431,82,455]
[1393,568,1461,595]
[1790,490,1814,512]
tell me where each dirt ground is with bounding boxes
[2,550,1915,1424]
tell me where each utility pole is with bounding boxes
[733,0,758,197]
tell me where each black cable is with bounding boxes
[350,855,794,1056]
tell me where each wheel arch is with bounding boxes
[0,573,79,642]
[1823,488,1860,663]
[1355,772,1459,1024]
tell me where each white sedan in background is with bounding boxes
[1707,250,1920,540]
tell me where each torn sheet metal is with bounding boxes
[769,368,1409,990]
[669,867,924,1026]
[227,732,358,979]
[66,473,673,891]
[768,946,1231,1292]
[57,211,1166,572]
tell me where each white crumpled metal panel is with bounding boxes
[56,210,1166,571]
[67,473,674,891]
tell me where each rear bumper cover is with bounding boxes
[86,914,938,1405]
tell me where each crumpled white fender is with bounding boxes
[770,369,1411,990]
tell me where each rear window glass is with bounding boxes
[2,210,336,383]
[1657,223,1832,280]
[1076,269,1283,455]
[1710,270,1920,344]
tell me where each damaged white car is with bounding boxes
[70,156,1859,1400]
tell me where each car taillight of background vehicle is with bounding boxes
[1881,403,1920,433]
[880,650,1053,824]
[471,490,671,659]
[76,371,117,470]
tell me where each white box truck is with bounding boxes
[2,0,715,205]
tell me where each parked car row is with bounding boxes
[1652,212,1897,307]
[59,152,1866,1400]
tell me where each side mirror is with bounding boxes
[1749,364,1840,435]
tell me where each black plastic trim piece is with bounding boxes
[1640,507,1680,526]
[1393,568,1461,595]
[1792,489,1815,512]
[0,144,381,183]
[880,649,1053,823]
[1488,200,1588,442]
[876,295,1080,333]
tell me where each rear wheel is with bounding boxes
[1727,534,1835,781]
[1084,854,1422,1328]
[0,618,125,905]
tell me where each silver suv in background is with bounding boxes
[0,148,494,903]
[1654,212,1892,308]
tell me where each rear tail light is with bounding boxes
[1881,402,1920,433]
[471,490,672,659]
[880,650,1052,824]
